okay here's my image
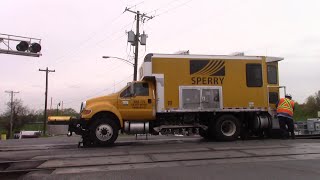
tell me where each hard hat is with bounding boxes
[285,94,292,99]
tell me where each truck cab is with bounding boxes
[68,80,156,146]
[116,81,156,121]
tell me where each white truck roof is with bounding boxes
[144,53,283,63]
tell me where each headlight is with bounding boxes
[80,101,86,112]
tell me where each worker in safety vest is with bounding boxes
[276,94,295,139]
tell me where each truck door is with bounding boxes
[267,63,279,109]
[118,82,155,121]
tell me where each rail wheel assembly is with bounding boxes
[212,114,241,141]
[89,115,119,146]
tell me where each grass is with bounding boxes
[20,123,43,131]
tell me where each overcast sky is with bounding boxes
[1,0,320,113]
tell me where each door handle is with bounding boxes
[148,99,152,104]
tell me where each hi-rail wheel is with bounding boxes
[199,128,210,140]
[89,115,119,146]
[214,114,241,141]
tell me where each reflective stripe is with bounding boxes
[277,98,294,117]
[284,98,293,111]
[278,99,293,111]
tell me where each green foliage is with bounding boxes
[294,103,308,121]
[20,123,43,131]
[0,129,7,134]
[294,90,320,121]
[0,99,30,135]
[47,108,79,117]
[0,99,79,133]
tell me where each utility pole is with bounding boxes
[4,90,19,139]
[56,102,61,116]
[133,11,140,81]
[39,67,55,135]
[50,97,53,115]
[61,101,63,115]
[125,8,153,81]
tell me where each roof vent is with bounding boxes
[174,50,190,55]
[229,52,244,56]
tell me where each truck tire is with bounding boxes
[214,115,240,141]
[90,115,119,146]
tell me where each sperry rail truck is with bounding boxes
[48,53,284,146]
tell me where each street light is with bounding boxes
[102,56,137,81]
[102,56,134,66]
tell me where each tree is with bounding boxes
[61,108,79,117]
[1,99,30,136]
[0,98,79,137]
[47,108,79,117]
[305,95,318,117]
[315,90,320,108]
[294,90,320,121]
[293,103,307,121]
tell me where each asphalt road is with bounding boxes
[1,135,320,180]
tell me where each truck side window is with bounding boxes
[267,65,277,84]
[246,64,262,87]
[120,86,131,98]
[134,83,149,96]
[269,92,279,104]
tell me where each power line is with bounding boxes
[63,74,133,105]
[86,74,133,98]
[154,0,193,17]
[31,1,193,112]
[4,90,19,139]
[49,12,126,66]
[52,21,132,66]
[95,22,132,46]
[146,0,182,15]
[48,49,131,96]
[131,19,137,30]
[127,1,145,10]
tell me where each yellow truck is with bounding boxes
[48,53,284,146]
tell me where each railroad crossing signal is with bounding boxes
[0,33,42,57]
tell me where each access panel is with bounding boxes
[179,86,222,111]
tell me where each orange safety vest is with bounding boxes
[277,98,295,117]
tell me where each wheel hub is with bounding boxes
[101,129,108,135]
[221,120,236,137]
[96,124,113,141]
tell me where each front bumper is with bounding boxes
[48,116,89,136]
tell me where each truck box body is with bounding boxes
[140,54,281,113]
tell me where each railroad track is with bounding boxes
[0,136,201,152]
[1,135,320,179]
[1,141,320,178]
[0,134,318,152]
[2,151,320,176]
[296,134,320,139]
